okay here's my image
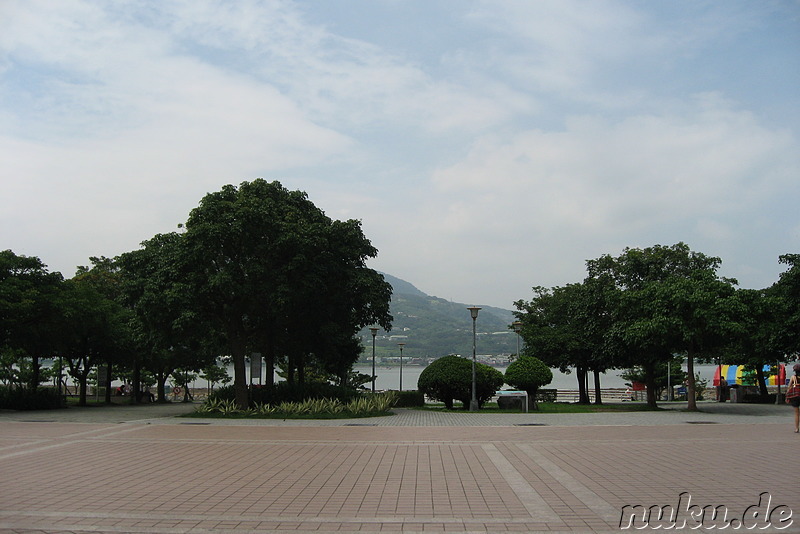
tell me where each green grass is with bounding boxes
[412,402,661,414]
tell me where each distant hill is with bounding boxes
[359,273,519,361]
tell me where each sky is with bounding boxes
[1,0,799,309]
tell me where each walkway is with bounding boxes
[0,402,798,533]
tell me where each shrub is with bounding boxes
[0,386,64,410]
[394,390,425,407]
[207,382,359,407]
[504,356,553,410]
[418,355,504,409]
[195,391,397,417]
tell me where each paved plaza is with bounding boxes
[0,402,798,533]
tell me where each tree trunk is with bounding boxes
[130,358,141,405]
[104,362,113,404]
[576,367,590,404]
[265,343,275,387]
[593,370,602,405]
[755,366,768,397]
[78,374,88,406]
[686,349,697,412]
[156,372,168,402]
[230,334,249,410]
[644,362,658,408]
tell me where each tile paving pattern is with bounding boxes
[0,403,798,533]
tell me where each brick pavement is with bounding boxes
[1,405,799,533]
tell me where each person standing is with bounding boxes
[787,363,800,433]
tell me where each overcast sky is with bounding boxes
[2,0,799,309]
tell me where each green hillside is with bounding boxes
[359,274,519,362]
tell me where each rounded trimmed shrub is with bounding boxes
[504,356,553,409]
[418,355,504,409]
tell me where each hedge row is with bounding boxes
[0,387,64,410]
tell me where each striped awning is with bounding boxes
[713,364,786,386]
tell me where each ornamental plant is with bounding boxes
[417,355,504,409]
[504,356,553,410]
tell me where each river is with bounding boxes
[190,362,735,392]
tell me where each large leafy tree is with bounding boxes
[514,282,611,404]
[586,243,742,409]
[181,179,391,409]
[0,250,63,390]
[774,254,800,357]
[54,275,128,406]
[117,233,213,402]
[728,288,784,397]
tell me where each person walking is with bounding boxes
[787,363,800,433]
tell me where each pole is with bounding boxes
[667,359,671,401]
[370,327,378,393]
[468,307,481,411]
[398,343,405,391]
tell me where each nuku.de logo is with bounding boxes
[619,492,793,530]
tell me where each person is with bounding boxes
[788,363,800,433]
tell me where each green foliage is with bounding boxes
[774,254,800,356]
[199,363,231,389]
[504,356,553,408]
[208,381,361,407]
[583,243,742,409]
[196,391,398,417]
[179,179,393,409]
[0,386,64,410]
[417,355,505,409]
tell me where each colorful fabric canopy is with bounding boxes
[713,364,786,386]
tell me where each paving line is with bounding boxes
[0,509,565,526]
[0,425,144,460]
[480,443,561,523]
[517,443,619,522]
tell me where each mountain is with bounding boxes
[359,273,519,361]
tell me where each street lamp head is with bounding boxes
[397,343,406,348]
[467,306,481,320]
[369,327,379,337]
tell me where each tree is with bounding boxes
[728,288,784,397]
[55,276,127,406]
[0,250,63,391]
[514,283,610,404]
[117,233,214,403]
[417,355,504,409]
[200,362,231,392]
[71,257,134,404]
[774,254,800,357]
[586,243,742,410]
[181,179,392,409]
[504,356,553,409]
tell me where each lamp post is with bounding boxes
[398,343,406,391]
[467,306,481,411]
[369,327,379,393]
[512,320,523,361]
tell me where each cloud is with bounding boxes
[0,0,797,308]
[373,94,800,305]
